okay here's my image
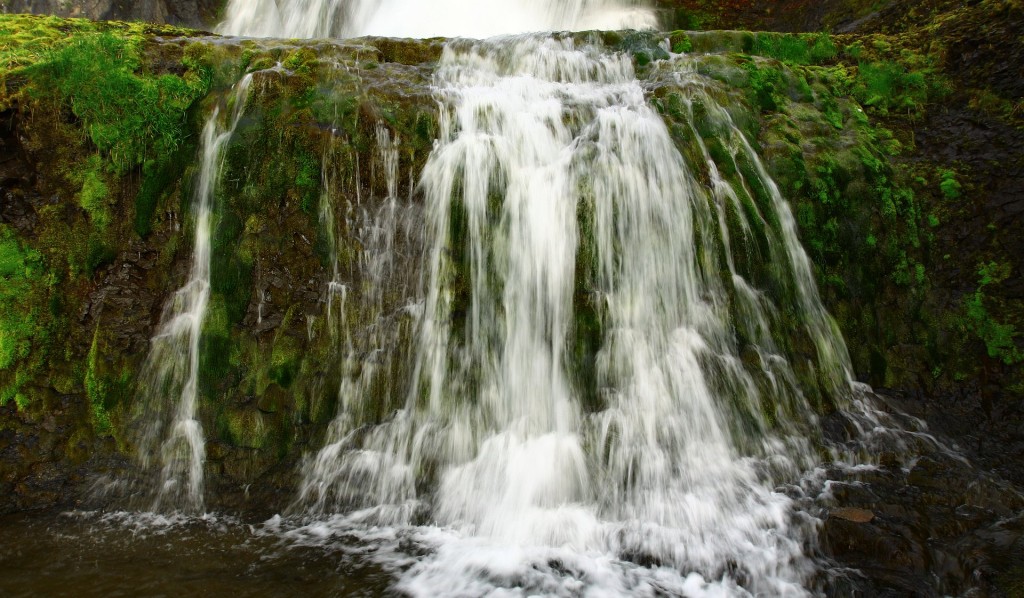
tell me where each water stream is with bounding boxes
[136,75,253,512]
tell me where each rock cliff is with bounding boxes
[1,0,222,28]
[0,0,1021,593]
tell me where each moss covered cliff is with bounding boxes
[0,14,443,510]
[0,1,1021,592]
[0,0,1021,493]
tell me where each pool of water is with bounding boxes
[0,511,394,598]
[0,508,815,596]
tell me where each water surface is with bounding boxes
[0,511,391,598]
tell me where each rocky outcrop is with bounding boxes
[1,0,223,28]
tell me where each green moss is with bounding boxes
[70,154,119,277]
[0,15,97,74]
[209,211,254,326]
[135,137,197,238]
[670,31,694,54]
[295,150,321,216]
[283,47,318,75]
[751,33,837,66]
[84,327,111,433]
[268,335,301,389]
[0,15,199,75]
[26,32,208,174]
[937,168,962,199]
[745,61,785,112]
[218,407,269,450]
[85,236,117,278]
[964,262,1023,365]
[77,155,111,231]
[181,41,215,94]
[198,295,237,404]
[0,225,48,408]
[853,60,928,116]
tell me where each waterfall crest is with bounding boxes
[217,0,657,39]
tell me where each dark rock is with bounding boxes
[256,384,288,414]
[831,506,876,523]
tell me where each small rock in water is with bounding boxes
[830,507,875,523]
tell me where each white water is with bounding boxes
[211,1,864,593]
[291,35,858,594]
[218,0,657,39]
[137,76,253,512]
[300,122,423,518]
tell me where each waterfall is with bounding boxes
[286,34,857,594]
[204,0,865,592]
[136,76,253,512]
[298,123,423,517]
[217,0,657,39]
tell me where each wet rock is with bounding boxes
[256,384,289,414]
[823,515,928,571]
[831,507,875,523]
[221,448,279,483]
[817,402,1024,596]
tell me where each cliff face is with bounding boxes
[0,1,1021,594]
[660,0,985,33]
[0,17,442,513]
[0,0,981,33]
[0,0,223,28]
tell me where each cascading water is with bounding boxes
[288,33,858,594]
[136,76,253,512]
[206,0,862,593]
[299,122,424,517]
[217,0,657,39]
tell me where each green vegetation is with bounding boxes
[751,32,837,66]
[0,2,1016,531]
[732,11,1022,394]
[77,155,112,231]
[0,225,49,409]
[0,15,195,74]
[744,61,785,112]
[27,31,209,174]
[964,262,1023,365]
[670,31,694,54]
[84,327,112,432]
[268,333,301,390]
[0,228,38,370]
[937,168,962,199]
[0,15,220,412]
[852,60,928,116]
[0,232,37,375]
